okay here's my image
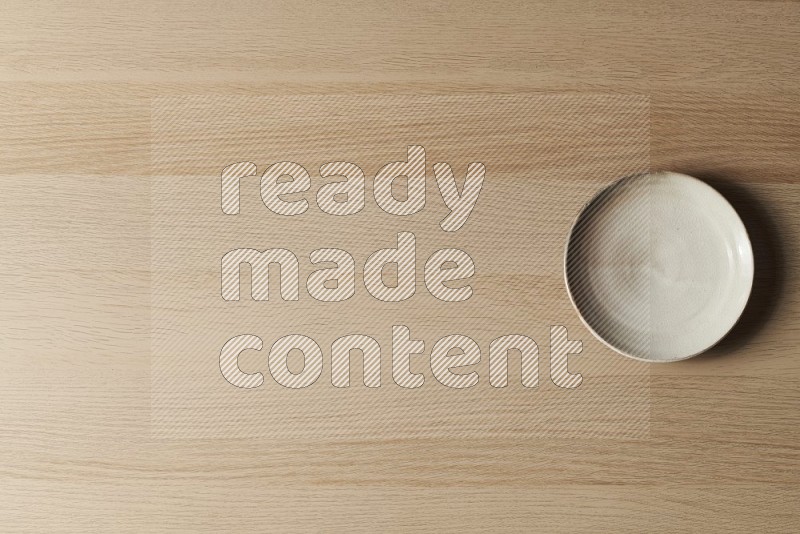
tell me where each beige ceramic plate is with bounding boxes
[564,172,754,362]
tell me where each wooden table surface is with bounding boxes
[1,1,799,532]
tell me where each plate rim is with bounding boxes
[562,171,755,363]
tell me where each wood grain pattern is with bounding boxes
[1,1,799,532]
